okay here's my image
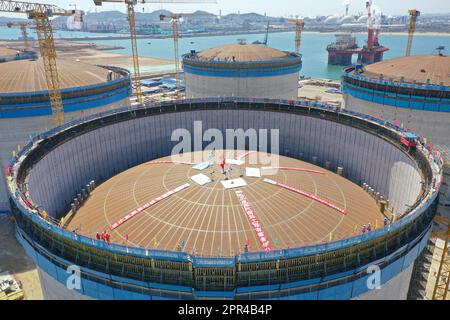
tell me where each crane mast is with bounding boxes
[172,18,180,99]
[286,18,304,54]
[406,9,420,56]
[19,23,29,50]
[5,21,32,50]
[93,0,217,105]
[263,21,269,46]
[126,1,144,104]
[0,1,82,127]
[160,13,204,99]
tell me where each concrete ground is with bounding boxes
[298,79,343,104]
[0,215,43,300]
[424,238,449,300]
[424,206,450,300]
[0,39,174,78]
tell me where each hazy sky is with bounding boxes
[1,0,450,17]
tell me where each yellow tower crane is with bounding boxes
[431,215,450,300]
[5,21,32,50]
[286,17,305,54]
[93,0,216,105]
[406,9,420,56]
[159,12,206,99]
[0,1,83,127]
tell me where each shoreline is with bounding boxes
[1,30,449,42]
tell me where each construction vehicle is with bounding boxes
[0,1,83,127]
[400,132,418,149]
[406,9,420,56]
[0,272,24,300]
[286,17,304,54]
[93,0,216,105]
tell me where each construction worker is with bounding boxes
[220,156,226,174]
[383,217,388,226]
[362,225,367,234]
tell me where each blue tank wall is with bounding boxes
[342,82,450,112]
[8,99,440,300]
[15,223,431,300]
[0,78,132,118]
[341,72,450,112]
[183,63,302,78]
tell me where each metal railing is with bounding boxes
[6,97,443,266]
[343,69,450,92]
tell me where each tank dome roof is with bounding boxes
[364,55,450,86]
[0,58,112,93]
[196,44,293,62]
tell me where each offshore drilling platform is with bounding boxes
[327,0,389,66]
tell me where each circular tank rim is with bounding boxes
[0,65,132,118]
[182,52,302,69]
[342,66,450,92]
[0,65,131,98]
[6,98,443,264]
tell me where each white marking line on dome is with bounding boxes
[183,177,218,255]
[318,175,347,243]
[241,164,309,247]
[136,165,203,248]
[235,190,272,252]
[263,179,346,215]
[158,162,218,250]
[142,180,204,250]
[105,153,333,251]
[200,184,222,256]
[104,172,139,247]
[110,183,190,230]
[145,160,195,165]
[264,166,326,175]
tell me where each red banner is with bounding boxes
[239,151,256,159]
[263,179,346,214]
[235,190,272,252]
[145,160,194,165]
[110,183,190,230]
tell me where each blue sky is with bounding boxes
[1,0,450,17]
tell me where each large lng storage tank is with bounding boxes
[0,57,131,213]
[341,54,450,209]
[182,43,302,100]
[6,98,443,300]
[342,54,450,147]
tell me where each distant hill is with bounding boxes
[222,12,275,22]
[135,9,173,22]
[50,9,281,27]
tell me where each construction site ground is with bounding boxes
[0,215,43,300]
